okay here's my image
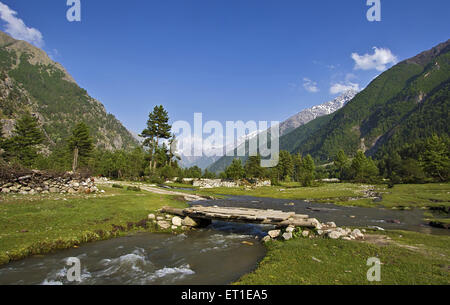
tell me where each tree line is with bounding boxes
[1,108,448,186]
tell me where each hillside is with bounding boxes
[289,39,450,162]
[0,31,138,151]
[207,91,357,173]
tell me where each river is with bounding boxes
[0,194,447,285]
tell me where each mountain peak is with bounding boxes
[0,31,75,83]
[279,90,358,136]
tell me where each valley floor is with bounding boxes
[0,186,188,265]
[0,182,448,284]
[235,230,450,285]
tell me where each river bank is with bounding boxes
[0,186,189,265]
[1,182,449,284]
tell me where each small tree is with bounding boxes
[420,134,449,181]
[10,113,44,166]
[244,155,264,178]
[300,154,315,186]
[225,158,245,180]
[140,105,172,170]
[334,150,350,180]
[68,122,94,172]
[277,150,294,181]
[350,151,379,183]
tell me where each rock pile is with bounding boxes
[263,221,366,242]
[0,171,98,195]
[148,213,201,231]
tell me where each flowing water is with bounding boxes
[1,194,447,285]
[194,195,449,235]
[0,223,266,285]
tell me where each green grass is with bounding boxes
[0,186,187,265]
[236,230,450,285]
[182,182,450,209]
[376,184,450,208]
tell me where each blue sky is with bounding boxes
[0,0,449,134]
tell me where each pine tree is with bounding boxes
[10,113,44,166]
[225,159,245,180]
[244,155,264,178]
[292,153,303,182]
[300,154,315,186]
[68,122,94,172]
[420,134,449,181]
[277,150,294,181]
[350,151,379,183]
[141,105,172,170]
[334,150,350,180]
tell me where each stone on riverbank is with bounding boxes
[268,230,281,239]
[172,216,182,226]
[182,216,198,227]
[157,221,170,229]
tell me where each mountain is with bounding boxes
[0,31,138,152]
[288,39,450,162]
[207,90,358,173]
[279,89,358,135]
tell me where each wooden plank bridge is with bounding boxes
[161,206,321,228]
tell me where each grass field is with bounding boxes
[0,186,187,265]
[171,182,450,209]
[235,230,450,285]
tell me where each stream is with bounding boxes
[0,194,447,285]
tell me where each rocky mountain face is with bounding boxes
[279,90,358,136]
[0,31,138,152]
[290,39,450,162]
[207,90,358,172]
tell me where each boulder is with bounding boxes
[49,187,59,193]
[262,235,272,243]
[171,225,178,230]
[351,229,364,239]
[268,230,281,239]
[302,230,310,237]
[282,232,293,240]
[157,221,170,229]
[326,222,337,228]
[172,216,182,226]
[327,231,342,239]
[148,214,156,220]
[285,226,295,233]
[181,216,198,227]
[1,188,10,193]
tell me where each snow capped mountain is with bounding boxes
[181,90,359,169]
[279,89,359,136]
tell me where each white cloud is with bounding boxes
[0,2,44,48]
[330,82,360,95]
[303,78,319,93]
[351,47,398,71]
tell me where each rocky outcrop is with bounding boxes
[0,170,98,195]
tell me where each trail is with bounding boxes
[97,180,207,202]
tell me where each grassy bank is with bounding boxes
[236,230,450,285]
[0,186,188,265]
[180,182,450,209]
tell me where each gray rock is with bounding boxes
[268,230,281,239]
[351,229,364,239]
[302,230,310,237]
[285,226,295,233]
[157,221,170,229]
[1,188,10,193]
[181,216,198,227]
[326,222,337,228]
[262,235,272,243]
[172,216,182,226]
[49,187,59,193]
[282,232,293,240]
[327,231,342,239]
[148,214,156,220]
[171,225,178,230]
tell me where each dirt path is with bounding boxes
[98,181,207,202]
